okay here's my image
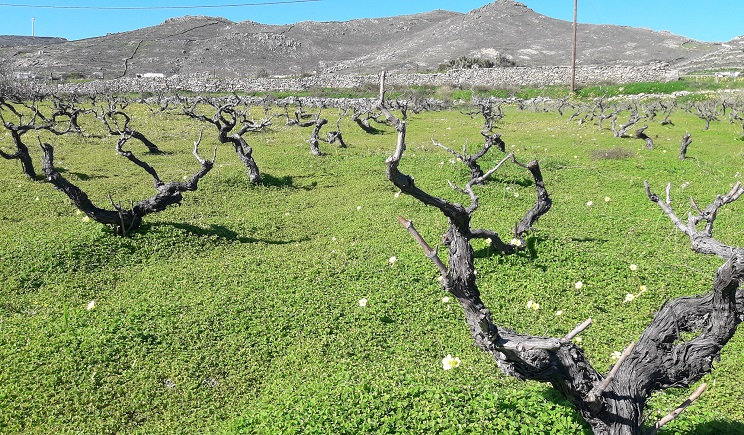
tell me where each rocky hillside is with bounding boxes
[675,36,744,73]
[0,1,732,79]
[0,36,66,47]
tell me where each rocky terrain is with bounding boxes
[0,35,66,47]
[676,36,744,73]
[0,1,740,79]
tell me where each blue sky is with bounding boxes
[0,0,741,43]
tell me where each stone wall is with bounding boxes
[47,63,678,95]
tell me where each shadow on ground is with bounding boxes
[259,173,318,190]
[151,222,305,245]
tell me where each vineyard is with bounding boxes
[1,87,744,434]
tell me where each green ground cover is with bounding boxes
[1,102,743,433]
[236,76,744,101]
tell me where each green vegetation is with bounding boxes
[437,55,517,72]
[235,76,744,103]
[1,102,744,434]
[246,86,379,100]
[577,77,744,98]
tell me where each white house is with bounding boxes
[136,73,166,79]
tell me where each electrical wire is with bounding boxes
[0,0,319,10]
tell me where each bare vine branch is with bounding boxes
[645,383,708,435]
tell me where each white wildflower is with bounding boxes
[388,256,397,265]
[358,298,368,307]
[86,300,96,311]
[510,238,522,247]
[442,296,450,303]
[586,200,593,206]
[442,354,461,370]
[555,310,563,316]
[624,293,635,303]
[629,264,638,271]
[575,281,584,290]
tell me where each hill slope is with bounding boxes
[0,1,725,79]
[0,35,67,47]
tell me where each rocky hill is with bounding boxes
[0,1,734,79]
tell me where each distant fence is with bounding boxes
[44,63,679,95]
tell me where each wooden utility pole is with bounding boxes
[571,0,578,92]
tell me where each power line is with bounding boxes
[0,0,319,10]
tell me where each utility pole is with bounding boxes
[570,0,577,93]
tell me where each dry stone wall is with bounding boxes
[46,63,678,95]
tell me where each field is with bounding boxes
[1,98,744,433]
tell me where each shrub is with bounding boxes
[438,55,516,72]
[62,72,85,81]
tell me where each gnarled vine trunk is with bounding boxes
[383,70,742,432]
[182,98,265,183]
[1,97,72,179]
[41,133,215,235]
